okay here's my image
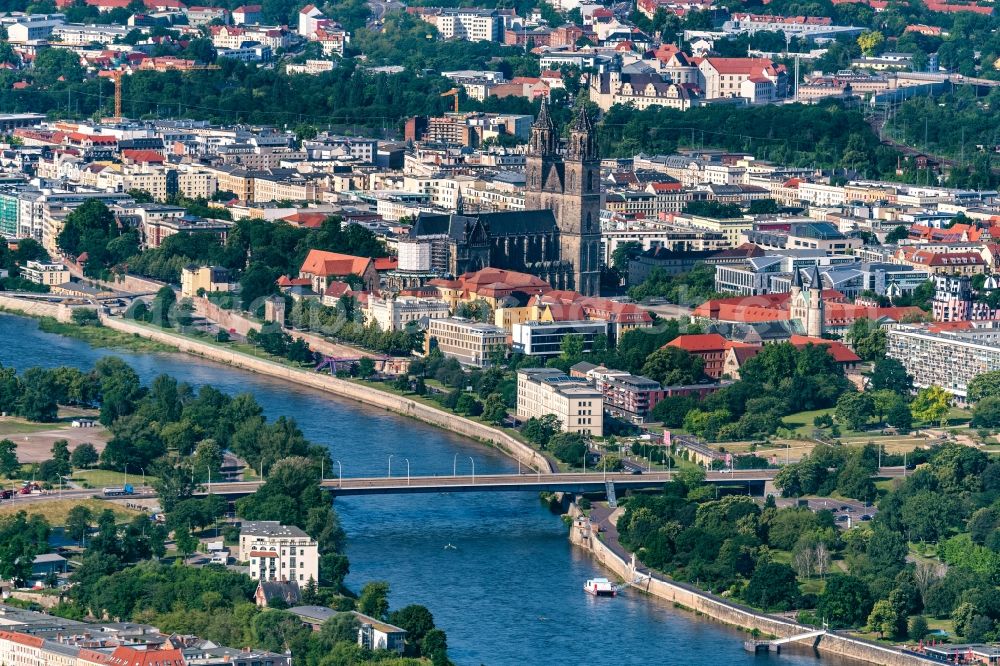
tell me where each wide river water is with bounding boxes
[0,313,853,665]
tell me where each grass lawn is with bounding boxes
[924,616,954,637]
[0,418,58,436]
[38,318,175,353]
[782,408,836,437]
[799,577,826,596]
[73,469,158,488]
[0,498,141,524]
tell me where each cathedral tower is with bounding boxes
[790,266,825,337]
[524,102,602,296]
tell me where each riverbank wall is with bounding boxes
[99,315,553,473]
[0,294,82,323]
[568,510,934,666]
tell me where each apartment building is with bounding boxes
[240,520,319,585]
[21,260,69,286]
[887,325,1000,401]
[516,368,603,436]
[421,8,501,42]
[589,368,666,423]
[697,57,786,103]
[52,24,129,44]
[364,295,450,331]
[181,265,232,297]
[425,317,507,367]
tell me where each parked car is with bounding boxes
[860,514,873,521]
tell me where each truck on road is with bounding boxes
[103,485,134,496]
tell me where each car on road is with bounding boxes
[630,469,643,475]
[836,515,850,522]
[860,514,872,521]
[839,505,849,511]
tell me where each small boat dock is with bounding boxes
[744,629,827,654]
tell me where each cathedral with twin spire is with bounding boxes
[409,103,602,296]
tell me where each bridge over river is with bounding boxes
[188,467,908,498]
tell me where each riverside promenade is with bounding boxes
[571,506,936,666]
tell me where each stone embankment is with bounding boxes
[568,509,934,666]
[100,315,553,473]
[0,293,85,322]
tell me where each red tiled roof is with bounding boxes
[281,211,327,228]
[788,335,861,363]
[300,249,372,278]
[373,257,397,271]
[323,281,353,298]
[666,333,736,352]
[122,149,164,163]
[108,646,185,666]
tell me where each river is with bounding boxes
[0,313,844,665]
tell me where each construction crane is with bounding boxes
[102,64,219,121]
[97,69,125,121]
[441,88,460,113]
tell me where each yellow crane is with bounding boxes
[103,64,219,121]
[441,88,460,113]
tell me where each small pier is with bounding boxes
[744,629,826,654]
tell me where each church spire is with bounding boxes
[567,105,596,161]
[529,97,556,156]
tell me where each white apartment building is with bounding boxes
[887,325,1000,402]
[286,59,335,75]
[364,295,450,331]
[428,9,501,42]
[21,260,69,286]
[516,368,603,436]
[239,520,319,586]
[425,317,507,367]
[797,182,846,208]
[52,24,130,45]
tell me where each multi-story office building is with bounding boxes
[425,317,507,367]
[516,368,603,436]
[887,325,1000,402]
[239,520,319,585]
[511,320,608,356]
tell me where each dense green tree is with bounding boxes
[522,414,560,448]
[0,439,18,478]
[818,575,874,628]
[867,599,902,638]
[969,371,1000,403]
[909,615,929,641]
[846,318,887,361]
[641,346,705,386]
[911,385,952,426]
[887,400,913,432]
[836,392,874,431]
[972,396,1000,428]
[17,367,58,422]
[744,562,799,610]
[387,605,435,653]
[358,581,390,619]
[550,432,588,466]
[65,505,93,544]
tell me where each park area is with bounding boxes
[0,409,108,464]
